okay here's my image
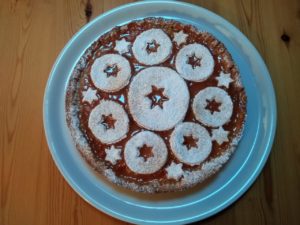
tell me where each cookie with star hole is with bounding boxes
[170,122,212,166]
[192,87,233,127]
[66,17,247,193]
[132,28,172,65]
[176,43,215,82]
[124,131,168,174]
[128,66,189,131]
[88,100,129,144]
[90,54,131,92]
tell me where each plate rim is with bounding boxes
[43,1,277,224]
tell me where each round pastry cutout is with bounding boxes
[132,29,172,65]
[128,66,189,131]
[90,54,131,92]
[124,131,168,174]
[176,43,214,82]
[88,100,129,144]
[170,122,212,166]
[192,87,233,127]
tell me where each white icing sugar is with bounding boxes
[88,100,129,144]
[182,150,231,184]
[173,30,188,45]
[170,122,212,166]
[105,145,122,165]
[114,38,131,54]
[90,54,131,92]
[124,131,168,174]
[211,126,229,145]
[82,87,98,104]
[216,71,233,88]
[175,43,214,82]
[66,55,94,157]
[132,29,172,65]
[192,87,233,127]
[165,162,184,180]
[234,75,243,88]
[128,67,189,131]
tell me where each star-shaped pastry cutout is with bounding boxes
[114,38,131,54]
[82,87,98,104]
[165,162,184,181]
[101,114,116,130]
[146,85,169,109]
[173,31,188,45]
[205,98,221,114]
[187,53,202,69]
[211,126,229,145]
[105,145,122,165]
[146,40,160,54]
[103,64,119,78]
[138,144,154,162]
[182,135,199,150]
[216,71,233,88]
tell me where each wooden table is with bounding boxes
[1,0,299,224]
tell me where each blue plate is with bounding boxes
[43,1,277,224]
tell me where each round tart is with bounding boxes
[66,17,247,193]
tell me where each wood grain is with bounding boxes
[0,0,299,225]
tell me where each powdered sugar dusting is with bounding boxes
[66,54,93,159]
[173,31,188,45]
[90,54,131,92]
[216,71,234,88]
[170,122,212,166]
[82,87,98,104]
[211,126,229,145]
[105,145,122,165]
[128,67,189,131]
[88,100,129,144]
[234,75,243,88]
[132,29,172,65]
[165,162,184,180]
[182,150,231,184]
[176,43,214,82]
[114,38,131,54]
[124,131,168,174]
[193,87,233,127]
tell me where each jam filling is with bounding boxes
[146,85,169,109]
[146,40,160,54]
[187,53,202,69]
[138,144,154,162]
[103,64,120,78]
[182,135,199,150]
[205,99,222,114]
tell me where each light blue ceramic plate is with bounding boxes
[43,1,277,224]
